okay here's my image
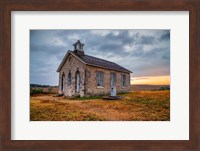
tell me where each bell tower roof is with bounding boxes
[73,40,84,56]
[73,40,84,47]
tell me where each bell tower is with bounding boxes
[73,40,84,56]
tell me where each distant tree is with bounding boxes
[159,86,170,91]
[48,87,52,93]
[30,88,43,95]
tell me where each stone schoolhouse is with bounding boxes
[57,40,132,97]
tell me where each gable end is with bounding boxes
[56,51,86,72]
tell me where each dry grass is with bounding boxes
[30,90,170,121]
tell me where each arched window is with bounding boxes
[68,72,72,86]
[69,56,72,63]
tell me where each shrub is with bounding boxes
[159,86,170,90]
[48,88,52,93]
[30,87,44,95]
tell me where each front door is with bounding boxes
[75,72,80,93]
[110,73,116,96]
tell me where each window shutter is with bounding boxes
[96,72,98,86]
[67,74,69,86]
[110,72,112,87]
[96,72,99,86]
[114,73,117,87]
[125,75,126,86]
[102,72,104,86]
[121,74,123,86]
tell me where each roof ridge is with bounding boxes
[63,50,132,73]
[84,54,118,64]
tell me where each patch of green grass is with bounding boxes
[66,95,102,100]
[80,96,102,100]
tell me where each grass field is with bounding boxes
[30,90,170,121]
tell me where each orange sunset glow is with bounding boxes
[131,76,170,85]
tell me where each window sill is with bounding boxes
[97,86,104,89]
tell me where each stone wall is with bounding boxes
[59,53,86,97]
[85,65,131,96]
[58,52,131,97]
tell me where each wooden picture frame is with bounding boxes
[0,0,199,150]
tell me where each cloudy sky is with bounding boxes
[30,29,170,86]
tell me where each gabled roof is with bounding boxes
[57,50,132,73]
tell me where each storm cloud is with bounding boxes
[30,29,170,85]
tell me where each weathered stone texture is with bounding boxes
[85,66,130,96]
[59,54,86,96]
[59,54,131,97]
